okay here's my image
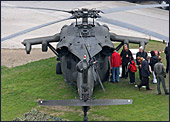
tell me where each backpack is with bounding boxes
[129,61,137,73]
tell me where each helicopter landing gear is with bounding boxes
[56,62,62,74]
[82,106,90,121]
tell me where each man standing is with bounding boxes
[164,44,169,73]
[150,51,158,83]
[120,44,132,79]
[136,46,148,82]
[154,57,169,95]
[111,50,122,83]
[138,56,152,90]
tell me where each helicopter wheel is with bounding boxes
[56,62,62,74]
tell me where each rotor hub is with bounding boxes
[70,8,102,25]
[71,8,102,19]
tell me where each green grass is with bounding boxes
[1,40,169,121]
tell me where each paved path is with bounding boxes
[1,1,169,48]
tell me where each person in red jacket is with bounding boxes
[111,50,122,83]
[128,56,137,84]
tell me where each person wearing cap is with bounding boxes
[154,57,169,95]
[111,50,122,83]
[120,44,132,79]
[136,46,148,82]
[138,56,152,90]
[164,43,169,73]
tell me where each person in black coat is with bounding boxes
[164,44,169,73]
[149,51,158,83]
[138,56,152,90]
[120,44,132,79]
[136,46,148,82]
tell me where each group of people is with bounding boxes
[110,43,169,95]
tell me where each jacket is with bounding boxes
[141,60,151,77]
[154,62,166,76]
[128,60,137,72]
[149,55,158,71]
[111,51,122,67]
[120,49,132,65]
[164,46,169,59]
[136,51,148,65]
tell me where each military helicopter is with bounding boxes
[1,3,169,121]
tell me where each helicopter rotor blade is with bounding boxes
[1,16,74,41]
[97,16,169,42]
[101,4,169,14]
[1,5,71,13]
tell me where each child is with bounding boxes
[128,57,137,84]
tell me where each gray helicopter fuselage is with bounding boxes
[56,22,114,100]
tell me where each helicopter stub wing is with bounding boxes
[22,33,60,54]
[110,32,149,51]
[38,99,133,106]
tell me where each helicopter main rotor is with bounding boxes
[1,3,169,42]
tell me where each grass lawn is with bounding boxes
[1,40,169,121]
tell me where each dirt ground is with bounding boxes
[1,48,56,68]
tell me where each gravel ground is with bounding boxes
[1,49,56,68]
